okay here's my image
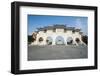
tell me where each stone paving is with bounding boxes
[28,45,88,61]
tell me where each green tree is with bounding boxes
[82,35,88,45]
[28,35,33,44]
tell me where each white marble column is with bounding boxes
[64,37,67,45]
[52,36,56,45]
[73,38,78,46]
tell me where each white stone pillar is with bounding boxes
[64,37,67,45]
[42,37,46,45]
[73,38,78,46]
[33,37,39,45]
[52,36,56,45]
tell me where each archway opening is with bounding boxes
[75,38,80,44]
[55,36,65,45]
[67,37,73,45]
[38,37,43,43]
[46,36,53,45]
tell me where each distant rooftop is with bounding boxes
[37,24,81,31]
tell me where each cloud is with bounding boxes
[76,18,83,29]
[75,18,88,35]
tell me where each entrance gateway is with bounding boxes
[31,24,86,46]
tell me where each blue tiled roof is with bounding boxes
[37,24,80,31]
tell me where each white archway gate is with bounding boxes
[31,31,85,46]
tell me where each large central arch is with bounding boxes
[55,36,65,45]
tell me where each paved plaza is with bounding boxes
[28,45,88,61]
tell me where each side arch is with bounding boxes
[46,36,53,45]
[75,38,80,44]
[67,37,73,45]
